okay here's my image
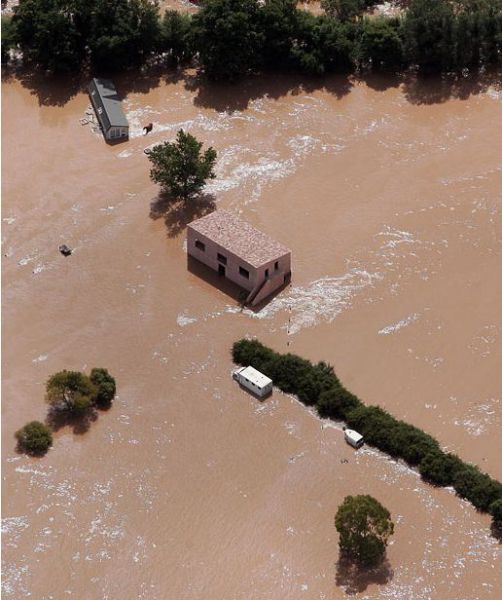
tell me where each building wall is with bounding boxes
[105,126,129,140]
[187,226,257,292]
[187,226,292,303]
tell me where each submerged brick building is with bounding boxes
[187,210,291,306]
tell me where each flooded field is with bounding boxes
[2,68,502,598]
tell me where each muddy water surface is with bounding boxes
[2,71,502,598]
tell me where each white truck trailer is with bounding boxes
[344,428,364,449]
[232,366,273,398]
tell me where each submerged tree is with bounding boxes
[1,15,18,65]
[358,17,403,70]
[148,129,217,200]
[160,10,194,66]
[13,0,86,72]
[90,368,117,408]
[45,370,97,415]
[15,421,53,456]
[191,0,264,80]
[402,0,455,73]
[335,495,394,567]
[88,0,161,70]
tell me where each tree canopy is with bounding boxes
[15,421,53,456]
[90,368,117,408]
[88,0,160,71]
[9,0,502,77]
[191,0,265,80]
[13,0,86,72]
[335,495,394,567]
[46,370,97,414]
[148,129,217,200]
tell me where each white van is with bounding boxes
[232,366,273,398]
[344,428,364,449]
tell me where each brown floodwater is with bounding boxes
[2,69,502,598]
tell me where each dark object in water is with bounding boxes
[143,122,153,135]
[59,244,72,257]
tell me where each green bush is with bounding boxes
[419,451,463,486]
[453,466,502,512]
[15,421,53,456]
[46,370,97,415]
[46,368,117,414]
[161,11,194,65]
[317,386,361,420]
[90,368,117,408]
[489,499,502,526]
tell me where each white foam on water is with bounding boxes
[117,149,133,158]
[241,269,383,333]
[487,86,502,100]
[177,313,197,327]
[32,263,46,274]
[18,253,37,266]
[379,313,420,335]
[1,516,29,536]
[32,354,48,363]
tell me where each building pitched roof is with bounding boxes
[188,210,290,268]
[88,78,129,130]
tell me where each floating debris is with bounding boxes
[58,244,72,257]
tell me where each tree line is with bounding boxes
[2,0,502,78]
[232,338,502,532]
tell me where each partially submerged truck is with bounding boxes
[232,366,273,398]
[344,427,364,449]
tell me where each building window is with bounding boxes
[195,240,205,252]
[265,269,269,278]
[274,261,279,271]
[217,253,227,265]
[239,266,250,279]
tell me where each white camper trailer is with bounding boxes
[232,366,273,398]
[344,428,364,449]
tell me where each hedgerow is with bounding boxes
[232,338,502,530]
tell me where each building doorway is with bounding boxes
[218,264,226,276]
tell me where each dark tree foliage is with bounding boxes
[161,10,194,66]
[259,0,299,68]
[90,368,117,408]
[291,12,356,75]
[419,451,464,486]
[191,0,265,80]
[358,17,403,70]
[1,15,18,65]
[148,129,217,200]
[490,498,502,526]
[317,386,361,420]
[231,337,502,530]
[335,495,394,567]
[10,0,502,78]
[13,0,87,72]
[46,370,97,415]
[15,421,53,456]
[321,0,367,21]
[402,0,455,73]
[89,0,161,71]
[453,466,502,511]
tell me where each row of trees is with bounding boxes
[3,0,502,77]
[15,368,116,456]
[232,338,502,531]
